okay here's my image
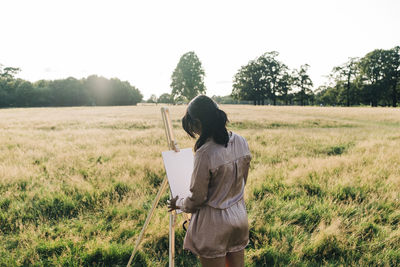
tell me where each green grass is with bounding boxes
[0,105,399,266]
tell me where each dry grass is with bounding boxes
[0,105,399,266]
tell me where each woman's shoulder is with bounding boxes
[196,135,226,156]
[195,138,214,154]
[229,131,248,145]
[230,132,251,155]
[196,132,249,156]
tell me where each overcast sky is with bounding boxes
[1,0,399,99]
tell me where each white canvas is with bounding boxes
[162,148,194,204]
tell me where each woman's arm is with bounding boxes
[174,151,211,213]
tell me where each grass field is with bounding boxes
[0,105,400,266]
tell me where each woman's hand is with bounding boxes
[167,195,180,212]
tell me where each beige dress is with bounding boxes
[176,132,252,258]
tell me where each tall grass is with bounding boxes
[0,105,399,266]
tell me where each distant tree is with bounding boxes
[84,75,111,106]
[359,49,390,106]
[232,51,292,105]
[276,70,292,105]
[0,65,21,107]
[0,82,9,106]
[331,57,360,106]
[292,64,314,106]
[109,78,143,106]
[81,75,141,106]
[384,46,400,107]
[15,79,35,107]
[147,94,158,104]
[211,95,247,104]
[32,80,52,106]
[0,79,15,107]
[232,60,264,105]
[257,52,289,105]
[0,64,20,80]
[158,93,174,104]
[357,47,400,107]
[170,51,206,102]
[49,77,85,106]
[315,84,342,106]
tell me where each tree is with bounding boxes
[84,75,111,106]
[331,57,360,106]
[232,51,290,105]
[0,64,21,107]
[158,93,174,104]
[147,94,158,104]
[232,59,264,105]
[357,47,400,107]
[359,49,390,106]
[32,80,52,106]
[292,64,314,106]
[82,75,142,106]
[212,95,250,104]
[0,64,20,80]
[257,52,289,105]
[315,85,339,106]
[170,51,206,102]
[276,68,292,105]
[109,78,143,106]
[385,46,400,107]
[15,79,35,107]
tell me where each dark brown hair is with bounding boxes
[182,95,229,151]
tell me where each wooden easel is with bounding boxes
[127,107,180,267]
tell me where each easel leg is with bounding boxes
[169,210,176,267]
[127,177,168,267]
[128,107,179,267]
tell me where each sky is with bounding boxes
[1,0,400,99]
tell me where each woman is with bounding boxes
[168,95,252,267]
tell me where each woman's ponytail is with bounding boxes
[212,109,229,148]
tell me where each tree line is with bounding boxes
[231,46,400,107]
[166,51,313,106]
[0,67,143,108]
[316,46,400,107]
[2,46,399,108]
